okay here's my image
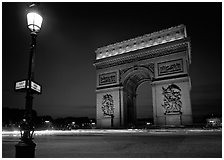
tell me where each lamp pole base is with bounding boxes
[15,140,36,158]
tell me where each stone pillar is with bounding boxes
[96,86,124,128]
[151,76,192,126]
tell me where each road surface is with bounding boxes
[2,129,222,158]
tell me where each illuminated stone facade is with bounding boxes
[94,25,192,128]
[95,25,186,60]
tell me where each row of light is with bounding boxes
[96,30,185,60]
[3,128,218,137]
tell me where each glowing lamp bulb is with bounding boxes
[27,12,43,32]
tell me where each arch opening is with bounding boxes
[122,68,152,128]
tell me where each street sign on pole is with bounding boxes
[15,80,26,90]
[15,80,42,94]
[31,81,41,93]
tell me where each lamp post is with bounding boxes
[15,3,43,158]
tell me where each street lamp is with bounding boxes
[15,3,43,158]
[27,12,43,32]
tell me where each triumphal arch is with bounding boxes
[94,25,192,128]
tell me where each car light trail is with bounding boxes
[2,128,221,137]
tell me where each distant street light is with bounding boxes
[45,120,51,130]
[15,3,43,158]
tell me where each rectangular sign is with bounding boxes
[15,80,42,94]
[158,59,184,76]
[99,71,117,86]
[15,80,26,90]
[31,81,41,93]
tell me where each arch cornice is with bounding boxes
[95,24,187,60]
[94,38,190,70]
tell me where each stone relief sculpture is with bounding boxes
[102,94,114,117]
[162,84,182,114]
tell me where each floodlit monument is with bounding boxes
[94,25,192,128]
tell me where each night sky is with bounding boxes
[2,2,222,119]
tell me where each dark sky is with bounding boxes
[2,2,222,119]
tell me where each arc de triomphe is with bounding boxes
[94,25,192,128]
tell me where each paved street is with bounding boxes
[2,129,222,158]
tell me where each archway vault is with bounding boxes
[94,25,193,128]
[122,66,152,92]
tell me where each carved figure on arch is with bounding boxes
[162,84,182,114]
[102,94,114,117]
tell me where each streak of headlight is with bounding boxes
[2,129,144,136]
[2,129,218,137]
